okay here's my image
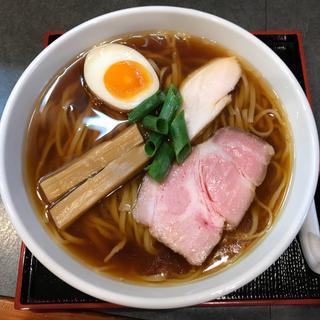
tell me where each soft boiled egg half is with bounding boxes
[84,43,159,112]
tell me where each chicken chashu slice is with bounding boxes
[181,57,242,140]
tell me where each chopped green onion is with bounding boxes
[147,142,175,182]
[174,87,183,106]
[158,84,182,134]
[170,110,192,164]
[128,91,165,123]
[142,115,168,135]
[144,132,164,157]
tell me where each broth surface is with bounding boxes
[25,31,292,284]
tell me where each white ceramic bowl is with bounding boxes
[0,7,319,309]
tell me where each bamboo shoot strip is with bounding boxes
[170,111,192,164]
[40,125,143,202]
[50,144,148,229]
[144,132,164,157]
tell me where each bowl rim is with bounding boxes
[0,6,319,309]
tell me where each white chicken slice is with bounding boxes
[181,57,241,140]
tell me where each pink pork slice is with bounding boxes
[212,127,275,186]
[134,150,225,266]
[198,142,255,228]
[133,128,273,266]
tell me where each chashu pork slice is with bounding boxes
[198,142,255,229]
[133,128,274,266]
[134,149,225,266]
[212,127,275,186]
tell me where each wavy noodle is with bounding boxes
[39,101,53,129]
[248,210,259,236]
[107,193,119,224]
[31,31,291,284]
[241,73,249,106]
[96,225,117,240]
[36,135,55,178]
[143,228,158,255]
[148,58,161,76]
[48,224,87,245]
[87,215,120,235]
[164,73,172,90]
[234,104,244,129]
[104,239,127,263]
[249,107,275,137]
[229,198,273,241]
[55,108,65,157]
[268,162,287,211]
[159,66,169,84]
[61,81,78,103]
[241,108,249,131]
[248,81,256,123]
[50,226,70,245]
[59,230,88,245]
[75,126,88,157]
[138,273,168,282]
[65,109,90,160]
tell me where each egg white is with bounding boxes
[84,43,159,111]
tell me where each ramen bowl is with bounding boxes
[0,7,318,309]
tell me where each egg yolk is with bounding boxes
[104,60,152,100]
